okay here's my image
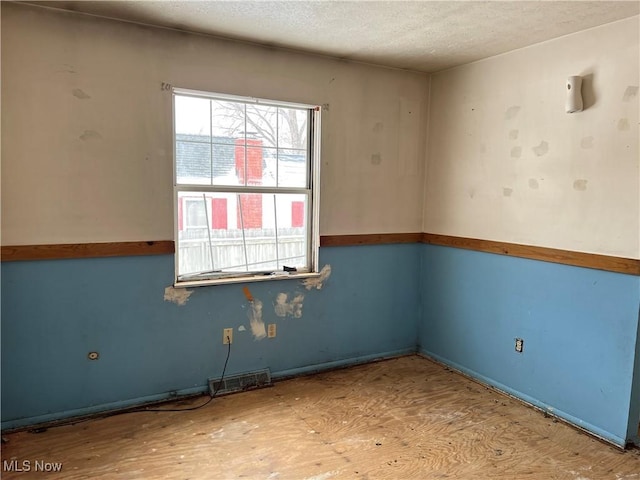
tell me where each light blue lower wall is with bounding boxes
[3,241,639,448]
[419,244,640,447]
[1,244,420,429]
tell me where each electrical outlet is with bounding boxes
[515,338,524,353]
[267,324,276,338]
[223,328,233,344]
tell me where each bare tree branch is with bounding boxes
[215,102,306,150]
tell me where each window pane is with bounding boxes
[275,194,308,270]
[211,142,240,186]
[278,149,308,187]
[246,104,277,148]
[176,141,211,185]
[211,101,243,142]
[175,96,210,138]
[278,108,308,149]
[177,192,308,278]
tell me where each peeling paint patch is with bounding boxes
[274,293,305,318]
[302,264,332,290]
[528,179,539,190]
[510,146,522,158]
[505,106,521,120]
[532,141,549,157]
[573,179,588,191]
[248,299,266,340]
[370,153,382,165]
[80,130,102,141]
[238,325,246,332]
[72,88,91,99]
[503,187,513,197]
[622,85,638,102]
[580,136,594,149]
[164,286,192,306]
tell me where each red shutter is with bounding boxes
[212,198,228,230]
[291,201,304,228]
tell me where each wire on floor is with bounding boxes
[141,338,231,413]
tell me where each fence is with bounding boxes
[178,227,306,275]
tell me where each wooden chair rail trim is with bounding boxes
[319,233,639,275]
[1,241,175,262]
[2,235,638,275]
[320,233,423,247]
[420,233,640,276]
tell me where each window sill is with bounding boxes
[174,271,321,288]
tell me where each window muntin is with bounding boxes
[173,89,320,284]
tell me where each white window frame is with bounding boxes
[172,88,321,287]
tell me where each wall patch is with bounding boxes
[274,293,305,318]
[79,130,102,141]
[573,179,588,191]
[72,88,91,99]
[164,286,193,306]
[622,85,638,102]
[302,264,332,290]
[580,136,594,149]
[617,118,630,131]
[504,106,521,120]
[248,299,267,340]
[532,141,549,157]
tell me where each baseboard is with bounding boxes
[1,385,208,433]
[272,348,417,381]
[418,350,627,449]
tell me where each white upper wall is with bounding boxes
[424,16,639,259]
[1,3,428,244]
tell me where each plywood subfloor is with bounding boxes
[2,355,639,479]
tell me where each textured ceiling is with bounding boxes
[25,1,640,72]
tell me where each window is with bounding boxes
[173,89,321,284]
[185,198,208,229]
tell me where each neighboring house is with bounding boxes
[175,133,306,232]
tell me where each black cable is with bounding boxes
[142,338,232,412]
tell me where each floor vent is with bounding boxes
[208,368,272,396]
